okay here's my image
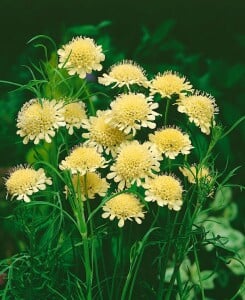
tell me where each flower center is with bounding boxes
[151,129,187,152]
[68,40,98,68]
[6,169,39,194]
[112,94,150,125]
[153,74,184,94]
[21,102,56,134]
[65,147,103,171]
[90,116,126,147]
[106,194,142,217]
[110,64,145,82]
[63,103,86,124]
[150,176,182,202]
[116,145,152,179]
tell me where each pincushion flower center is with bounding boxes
[24,103,55,133]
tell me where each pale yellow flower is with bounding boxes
[149,127,193,159]
[63,101,87,135]
[179,165,211,184]
[59,145,108,175]
[98,60,148,88]
[58,36,105,79]
[107,141,162,190]
[5,166,52,202]
[106,93,159,136]
[17,99,65,144]
[68,172,109,200]
[144,174,183,211]
[102,193,146,227]
[150,71,192,99]
[82,110,131,156]
[177,92,219,134]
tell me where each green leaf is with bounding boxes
[200,270,218,289]
[211,186,232,211]
[226,248,245,276]
[223,202,238,221]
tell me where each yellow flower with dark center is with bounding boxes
[82,110,131,156]
[17,99,65,144]
[98,60,148,88]
[69,172,109,199]
[5,166,52,202]
[107,141,162,190]
[149,127,193,159]
[59,145,108,175]
[177,92,219,134]
[102,193,146,227]
[144,174,183,211]
[63,101,87,135]
[150,71,192,99]
[179,165,211,184]
[106,93,159,136]
[58,36,105,79]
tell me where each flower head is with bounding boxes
[63,101,87,135]
[149,127,193,159]
[58,36,105,79]
[5,166,52,202]
[177,92,219,134]
[82,110,131,156]
[59,145,108,175]
[144,174,183,211]
[17,99,65,144]
[179,165,211,184]
[106,93,159,136]
[102,193,146,227]
[68,172,109,199]
[98,60,148,88]
[107,141,162,190]
[150,71,192,99]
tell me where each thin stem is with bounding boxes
[159,186,197,299]
[157,211,179,299]
[125,209,160,300]
[86,199,103,300]
[193,238,205,299]
[176,270,183,299]
[84,82,95,116]
[164,98,171,125]
[110,230,123,300]
[72,179,93,300]
[165,263,180,300]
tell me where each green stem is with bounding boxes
[164,98,170,125]
[159,186,197,299]
[157,211,179,299]
[86,199,103,300]
[193,238,205,300]
[73,180,93,300]
[176,270,183,298]
[84,83,95,116]
[165,263,180,300]
[125,210,160,300]
[110,230,123,300]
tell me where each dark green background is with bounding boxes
[0,0,244,79]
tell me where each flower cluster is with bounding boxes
[6,36,220,228]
